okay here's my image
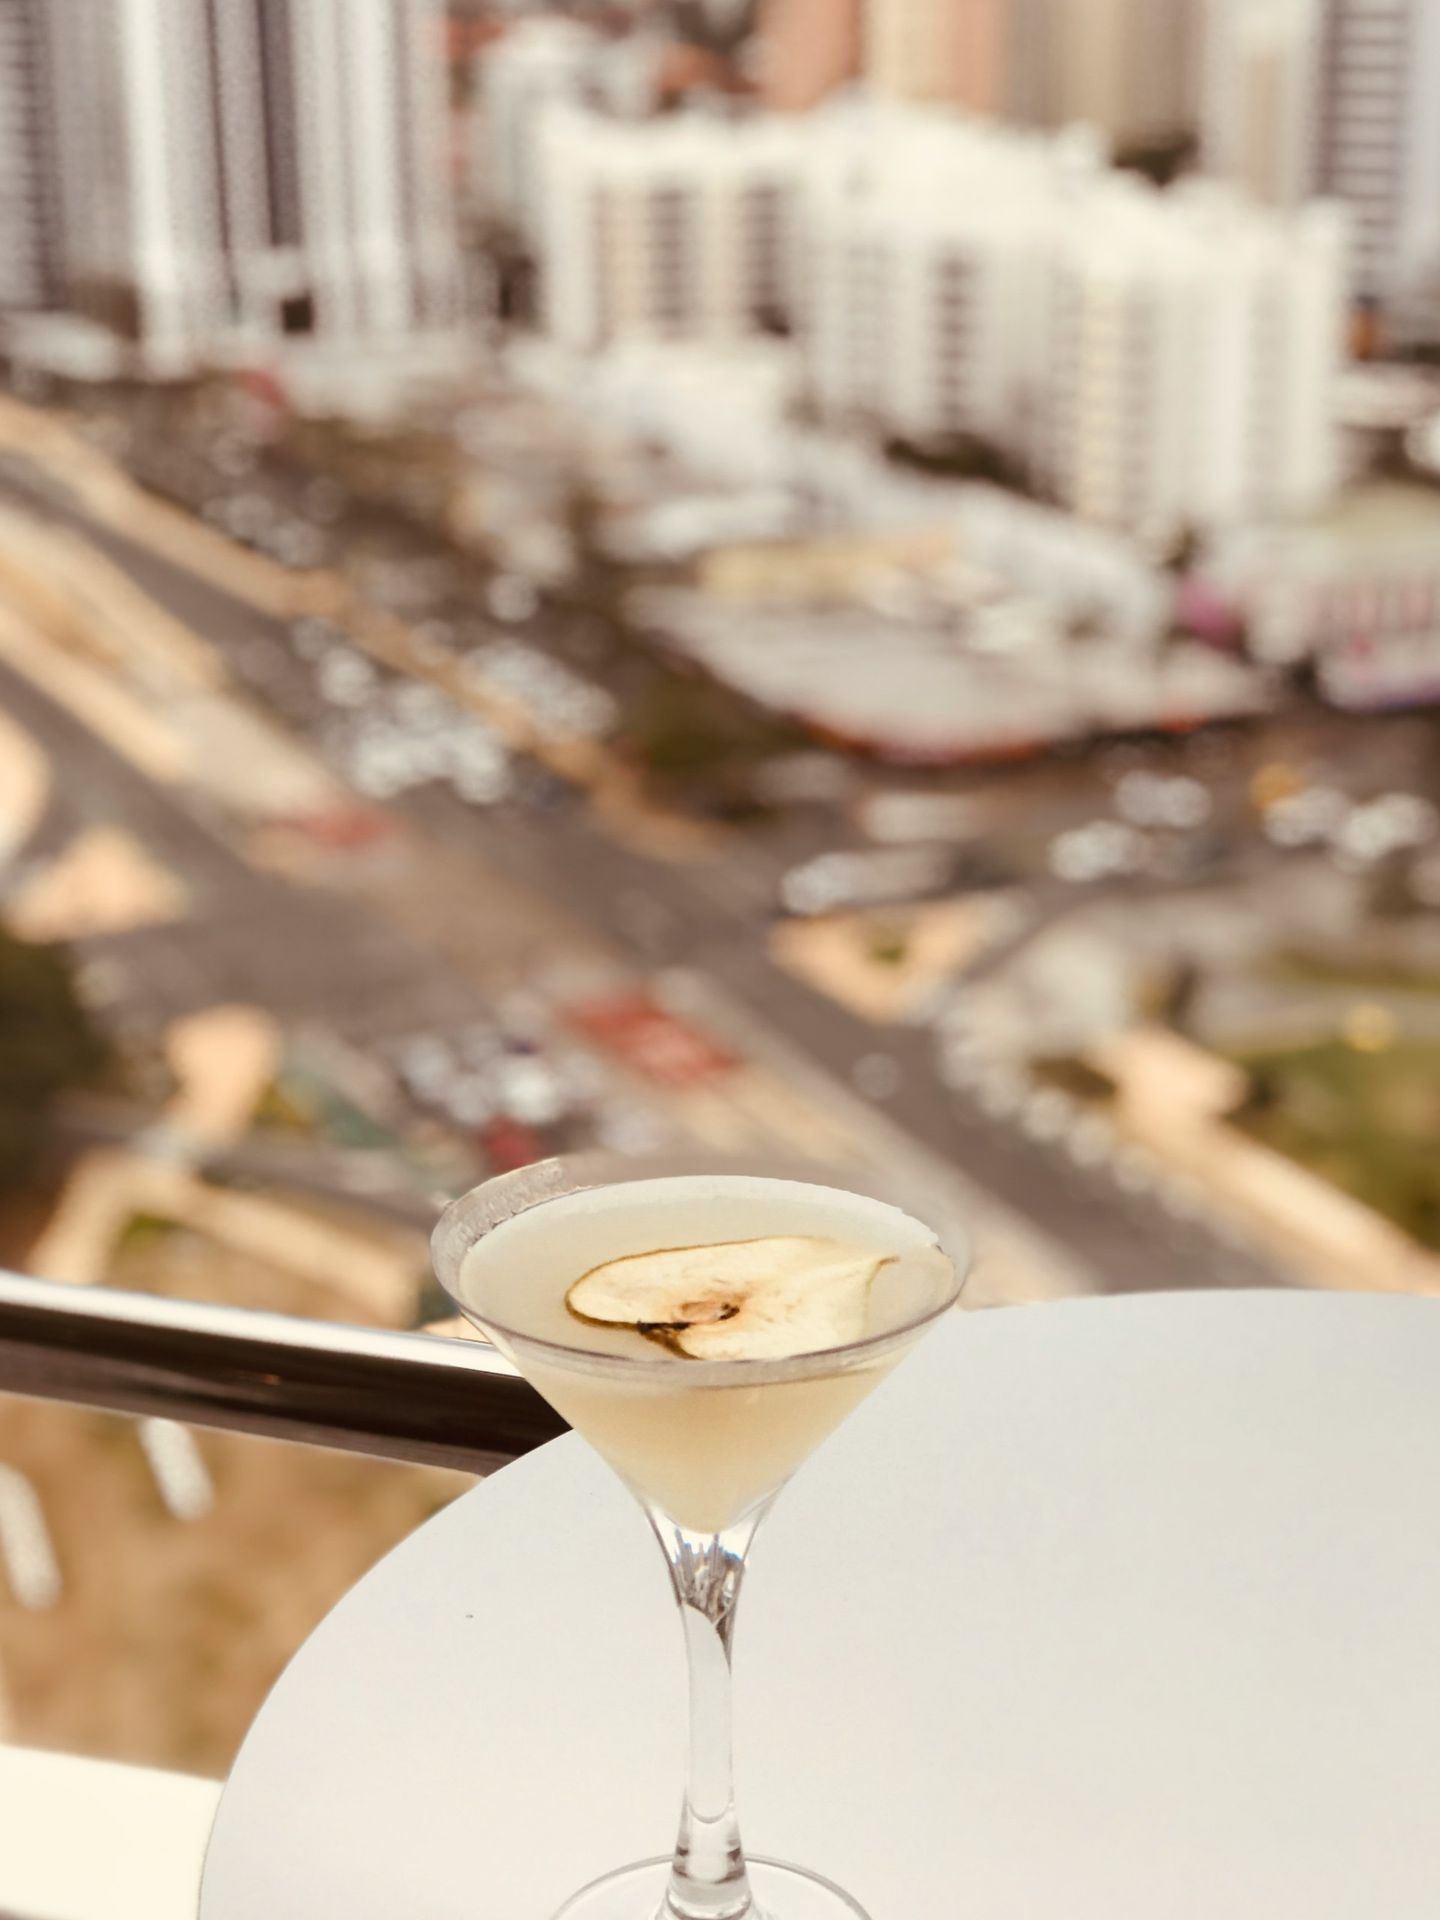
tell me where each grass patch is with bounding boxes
[252,1077,321,1135]
[1031,1056,1118,1104]
[1269,950,1440,997]
[115,1211,179,1255]
[868,924,910,968]
[1229,1037,1440,1250]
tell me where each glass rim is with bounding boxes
[430,1151,972,1386]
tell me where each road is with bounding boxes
[0,455,1295,1295]
[0,649,494,1049]
[0,472,971,1208]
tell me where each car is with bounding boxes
[487,574,541,624]
[780,847,954,917]
[303,477,348,524]
[592,1101,670,1155]
[852,1053,904,1101]
[409,620,458,668]
[392,682,450,728]
[442,1075,498,1130]
[1020,1086,1078,1143]
[347,741,413,800]
[451,758,512,806]
[1114,771,1212,831]
[1048,820,1149,884]
[497,1056,570,1129]
[270,524,327,570]
[211,435,260,480]
[458,1023,504,1069]
[290,617,343,662]
[397,1037,456,1100]
[1334,793,1439,865]
[316,650,377,707]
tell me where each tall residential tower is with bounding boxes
[40,0,462,372]
[1202,0,1440,338]
[0,0,66,309]
[1312,0,1440,312]
[1201,0,1319,209]
[756,0,862,110]
[865,0,1007,111]
[798,104,1346,542]
[1008,0,1202,151]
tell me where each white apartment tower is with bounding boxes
[46,0,462,372]
[479,18,603,236]
[1037,187,1347,538]
[536,105,802,349]
[798,110,1090,444]
[1201,0,1319,209]
[797,105,1346,542]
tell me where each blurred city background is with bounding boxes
[2,0,1440,1894]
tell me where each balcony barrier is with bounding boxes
[0,1270,567,1475]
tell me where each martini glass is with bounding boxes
[432,1152,969,1920]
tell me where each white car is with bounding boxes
[1047,821,1149,884]
[497,1056,569,1129]
[397,1037,455,1099]
[1114,771,1212,832]
[442,1075,499,1130]
[316,650,377,708]
[451,758,512,806]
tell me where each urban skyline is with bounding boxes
[1,3,1440,1871]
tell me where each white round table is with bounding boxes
[201,1293,1440,1920]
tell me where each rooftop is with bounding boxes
[635,588,1270,762]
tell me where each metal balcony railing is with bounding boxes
[0,1270,567,1476]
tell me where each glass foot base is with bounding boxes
[552,1855,871,1920]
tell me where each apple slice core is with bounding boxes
[566,1235,888,1360]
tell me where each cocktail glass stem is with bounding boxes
[648,1506,775,1920]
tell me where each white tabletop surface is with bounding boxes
[201,1292,1440,1920]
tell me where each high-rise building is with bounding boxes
[1201,0,1319,209]
[1045,0,1201,152]
[1004,0,1059,124]
[479,17,605,234]
[43,0,462,373]
[798,108,1084,443]
[1200,0,1440,336]
[795,102,1345,542]
[0,0,65,310]
[1311,0,1440,312]
[1000,0,1203,152]
[756,0,862,111]
[45,0,231,366]
[1037,186,1347,538]
[865,0,1007,111]
[536,103,803,349]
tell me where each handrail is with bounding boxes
[0,1271,567,1475]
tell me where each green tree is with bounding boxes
[0,926,107,1186]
